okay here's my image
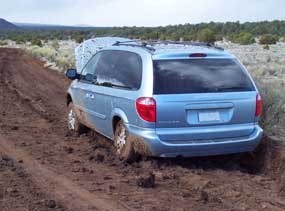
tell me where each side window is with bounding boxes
[94,50,142,90]
[94,51,115,85]
[80,52,102,80]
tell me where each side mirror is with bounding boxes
[66,69,78,80]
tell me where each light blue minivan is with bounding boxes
[66,41,263,161]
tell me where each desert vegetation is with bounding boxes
[259,34,279,45]
[0,39,76,71]
[25,40,76,71]
[197,28,217,43]
[0,40,8,46]
[0,20,285,44]
[229,32,255,45]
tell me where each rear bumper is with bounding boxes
[126,124,263,157]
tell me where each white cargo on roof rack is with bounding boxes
[75,37,131,73]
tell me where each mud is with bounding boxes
[0,48,285,211]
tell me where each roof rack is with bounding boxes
[148,40,224,51]
[113,40,156,52]
[113,40,224,51]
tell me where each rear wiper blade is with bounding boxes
[100,82,134,90]
[110,84,134,90]
[216,86,248,91]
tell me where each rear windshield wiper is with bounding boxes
[99,82,134,90]
[216,86,249,91]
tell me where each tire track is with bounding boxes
[0,135,127,211]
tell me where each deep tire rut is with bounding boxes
[0,135,126,211]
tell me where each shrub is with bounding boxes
[27,46,56,61]
[197,28,216,44]
[263,45,270,50]
[169,33,180,41]
[256,80,285,136]
[26,43,75,73]
[31,39,43,47]
[215,34,223,41]
[51,40,60,50]
[231,32,255,45]
[0,40,8,46]
[159,34,167,41]
[73,35,84,44]
[15,38,25,44]
[55,56,75,72]
[183,34,194,41]
[259,34,278,45]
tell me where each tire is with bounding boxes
[67,102,87,136]
[114,120,138,162]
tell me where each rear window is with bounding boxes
[153,59,255,94]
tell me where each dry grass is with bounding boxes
[0,40,76,73]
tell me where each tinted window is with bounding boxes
[94,51,142,90]
[81,52,102,79]
[153,59,255,94]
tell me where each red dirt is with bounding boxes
[0,48,285,211]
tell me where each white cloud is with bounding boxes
[1,0,284,26]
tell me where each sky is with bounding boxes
[1,0,285,27]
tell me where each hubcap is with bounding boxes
[116,126,126,153]
[68,109,76,130]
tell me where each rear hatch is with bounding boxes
[153,58,257,142]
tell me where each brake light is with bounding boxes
[136,97,156,122]
[189,53,207,58]
[255,93,262,117]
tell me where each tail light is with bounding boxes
[136,97,156,122]
[255,93,262,117]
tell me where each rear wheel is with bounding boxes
[114,120,138,162]
[67,102,86,135]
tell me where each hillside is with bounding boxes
[0,18,19,30]
[1,20,285,43]
[13,22,97,30]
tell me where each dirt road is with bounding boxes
[0,48,285,211]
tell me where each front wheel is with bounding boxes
[67,102,87,135]
[114,121,138,162]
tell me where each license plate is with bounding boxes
[198,112,220,122]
